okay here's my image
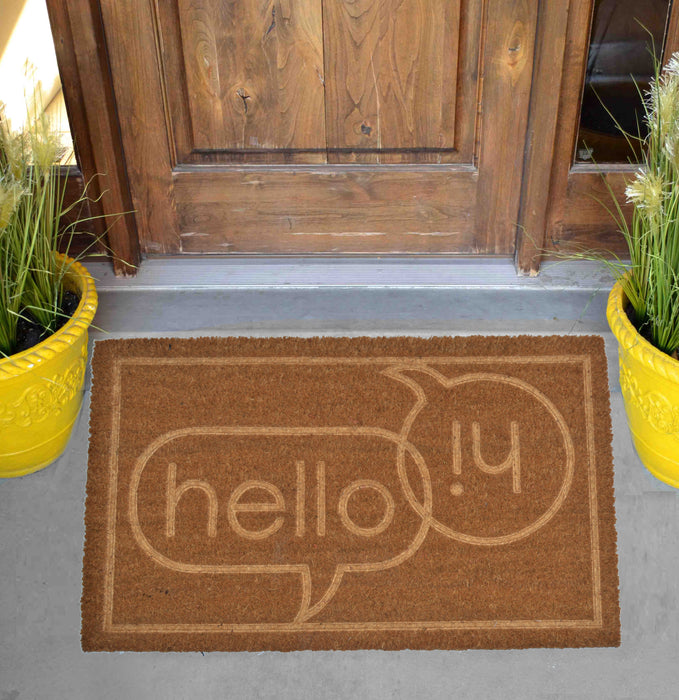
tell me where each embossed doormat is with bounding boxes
[82,335,620,651]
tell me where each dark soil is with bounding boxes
[625,302,679,360]
[13,291,80,354]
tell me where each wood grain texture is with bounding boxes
[177,0,326,158]
[77,0,544,257]
[474,0,538,254]
[455,0,484,162]
[57,169,104,258]
[160,0,480,166]
[515,1,570,274]
[323,0,460,163]
[47,0,140,275]
[663,0,679,62]
[545,169,632,257]
[540,0,592,262]
[99,0,179,254]
[541,0,645,264]
[173,167,479,254]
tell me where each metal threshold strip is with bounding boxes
[85,257,617,293]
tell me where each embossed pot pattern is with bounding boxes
[0,256,98,477]
[607,280,679,488]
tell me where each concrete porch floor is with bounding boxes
[1,259,677,699]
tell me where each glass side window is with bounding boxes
[0,0,75,165]
[576,0,671,164]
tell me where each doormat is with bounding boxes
[82,335,620,651]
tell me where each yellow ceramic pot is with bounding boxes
[0,256,98,477]
[607,280,679,487]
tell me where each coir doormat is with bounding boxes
[82,335,620,651]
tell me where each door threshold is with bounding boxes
[85,257,616,292]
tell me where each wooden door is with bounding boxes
[97,0,541,256]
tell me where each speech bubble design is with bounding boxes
[128,426,432,623]
[383,365,575,546]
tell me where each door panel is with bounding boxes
[174,167,478,253]
[99,0,539,256]
[176,0,326,155]
[323,0,460,163]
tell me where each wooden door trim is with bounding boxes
[173,164,479,174]
[474,0,539,256]
[98,0,179,255]
[514,0,571,275]
[47,0,140,275]
[663,1,679,61]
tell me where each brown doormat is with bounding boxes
[82,335,620,651]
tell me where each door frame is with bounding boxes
[48,0,679,276]
[47,0,140,275]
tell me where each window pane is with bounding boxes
[0,0,75,165]
[575,0,671,163]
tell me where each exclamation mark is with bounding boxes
[451,421,464,496]
[296,460,305,537]
[317,460,326,536]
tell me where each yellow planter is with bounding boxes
[607,280,679,487]
[0,256,98,477]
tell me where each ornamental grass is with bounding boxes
[597,53,679,357]
[0,96,104,357]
